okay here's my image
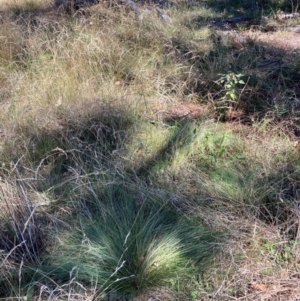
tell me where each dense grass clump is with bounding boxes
[38,185,219,298]
[0,181,220,299]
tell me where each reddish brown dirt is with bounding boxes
[168,102,210,120]
[245,29,300,51]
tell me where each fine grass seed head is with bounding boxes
[0,180,51,298]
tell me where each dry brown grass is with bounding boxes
[1,0,300,300]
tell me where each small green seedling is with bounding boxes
[215,72,245,119]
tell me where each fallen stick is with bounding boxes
[276,12,300,20]
[156,7,172,23]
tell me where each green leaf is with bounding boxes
[191,291,198,299]
[26,287,34,301]
[229,92,236,100]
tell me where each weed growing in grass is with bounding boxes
[215,72,246,119]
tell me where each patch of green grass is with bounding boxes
[17,184,220,299]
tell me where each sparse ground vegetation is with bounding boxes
[1,0,300,300]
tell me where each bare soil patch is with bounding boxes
[245,29,300,51]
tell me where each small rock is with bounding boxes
[289,25,300,33]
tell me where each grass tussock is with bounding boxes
[38,184,218,298]
[1,0,300,299]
